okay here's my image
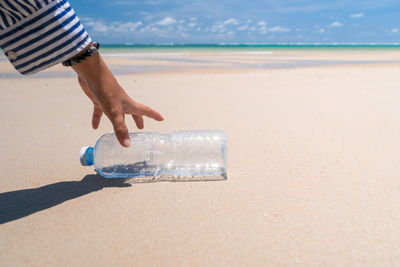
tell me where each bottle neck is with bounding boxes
[86,147,94,166]
[80,146,94,166]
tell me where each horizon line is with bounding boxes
[102,43,400,46]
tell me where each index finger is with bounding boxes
[111,114,131,147]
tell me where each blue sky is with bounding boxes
[69,0,400,44]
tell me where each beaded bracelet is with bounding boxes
[62,42,100,67]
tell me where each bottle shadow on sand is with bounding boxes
[0,174,131,225]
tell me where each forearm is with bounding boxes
[71,44,102,78]
[71,46,120,103]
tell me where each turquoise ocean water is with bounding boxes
[100,44,400,52]
[1,44,399,57]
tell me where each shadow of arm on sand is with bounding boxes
[0,175,131,225]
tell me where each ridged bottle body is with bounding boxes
[93,130,227,181]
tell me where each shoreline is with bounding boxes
[0,49,399,78]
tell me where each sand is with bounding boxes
[1,50,400,266]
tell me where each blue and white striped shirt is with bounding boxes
[0,0,91,75]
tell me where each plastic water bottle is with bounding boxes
[80,130,227,182]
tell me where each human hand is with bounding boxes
[72,50,164,147]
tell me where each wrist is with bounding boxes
[71,50,102,76]
[73,52,119,99]
[63,42,100,67]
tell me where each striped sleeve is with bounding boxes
[0,0,92,75]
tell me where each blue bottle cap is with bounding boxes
[80,146,94,166]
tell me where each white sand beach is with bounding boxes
[1,50,400,265]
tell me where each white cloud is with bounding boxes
[349,13,365,18]
[237,24,248,31]
[156,17,177,26]
[391,28,399,34]
[210,23,224,33]
[258,20,267,26]
[223,18,239,25]
[144,0,167,5]
[150,27,159,32]
[328,21,343,27]
[257,20,268,34]
[315,28,325,34]
[268,26,290,32]
[210,18,239,33]
[85,20,109,33]
[253,20,290,34]
[83,18,143,33]
[237,19,252,31]
[82,16,288,40]
[122,21,143,32]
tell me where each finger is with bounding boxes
[133,103,164,121]
[132,115,144,129]
[112,114,131,147]
[92,106,103,129]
